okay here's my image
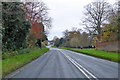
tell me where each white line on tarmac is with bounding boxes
[60,50,98,80]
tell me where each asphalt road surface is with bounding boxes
[6,48,119,79]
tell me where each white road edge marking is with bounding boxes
[60,50,98,80]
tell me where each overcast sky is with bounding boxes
[43,0,116,40]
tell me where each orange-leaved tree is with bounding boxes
[20,1,51,47]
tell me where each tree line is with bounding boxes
[54,28,94,48]
[1,1,51,53]
[54,1,120,48]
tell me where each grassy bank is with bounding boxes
[0,60,2,79]
[60,48,119,63]
[2,48,49,77]
[52,46,58,48]
[2,47,39,59]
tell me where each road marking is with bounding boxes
[60,50,98,80]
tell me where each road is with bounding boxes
[5,48,119,79]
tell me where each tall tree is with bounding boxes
[83,0,112,39]
[0,25,1,50]
[20,1,51,48]
[101,1,120,42]
[21,1,51,28]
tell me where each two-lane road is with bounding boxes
[6,48,119,79]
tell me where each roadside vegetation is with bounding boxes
[60,48,119,63]
[2,47,38,59]
[52,1,120,59]
[1,2,51,78]
[2,48,49,77]
[0,60,1,79]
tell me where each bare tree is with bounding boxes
[21,1,51,28]
[109,1,120,23]
[63,29,69,38]
[83,0,112,39]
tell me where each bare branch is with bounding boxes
[82,0,112,37]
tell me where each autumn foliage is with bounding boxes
[30,21,44,39]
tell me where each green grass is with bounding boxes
[2,48,49,77]
[0,60,2,79]
[52,46,58,48]
[60,48,119,63]
[2,47,39,59]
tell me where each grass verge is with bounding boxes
[60,48,119,63]
[2,48,49,77]
[2,47,39,59]
[0,60,2,79]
